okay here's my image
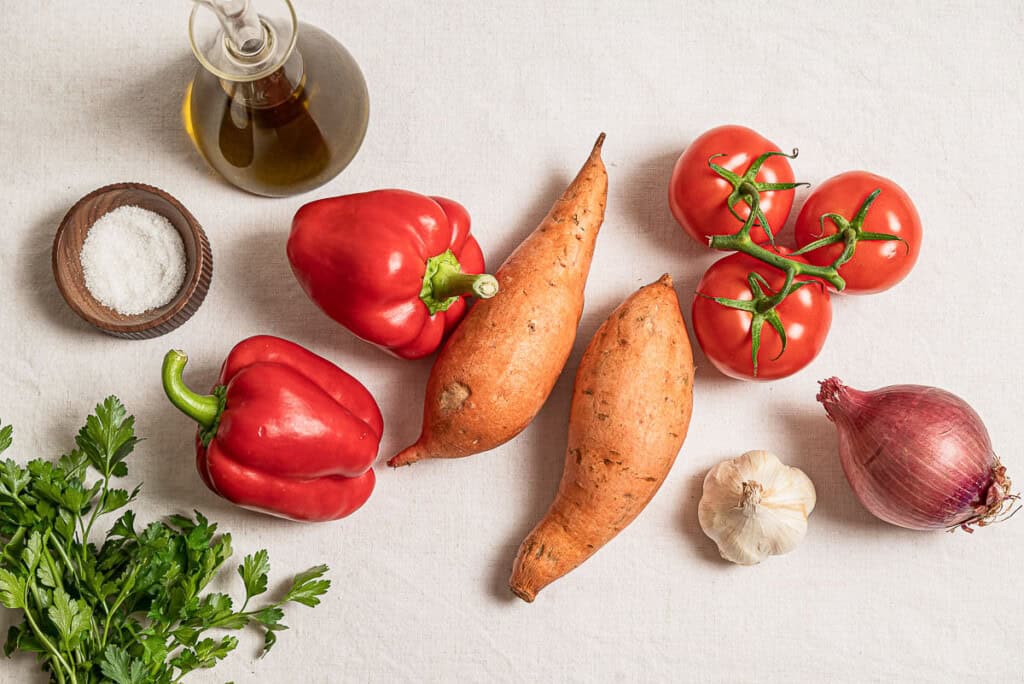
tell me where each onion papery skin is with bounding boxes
[817,377,1007,531]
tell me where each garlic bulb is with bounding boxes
[698,450,816,565]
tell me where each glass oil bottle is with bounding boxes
[184,0,369,197]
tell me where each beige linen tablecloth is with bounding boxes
[2,1,1021,681]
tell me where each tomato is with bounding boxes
[692,249,833,381]
[669,125,796,245]
[793,171,921,294]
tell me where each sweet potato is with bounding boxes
[389,135,608,466]
[508,274,694,602]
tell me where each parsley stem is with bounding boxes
[46,540,76,589]
[22,593,73,683]
[1,527,25,564]
[100,562,142,649]
[29,575,81,684]
[80,474,111,561]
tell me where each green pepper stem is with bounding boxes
[432,270,499,301]
[420,249,500,315]
[161,350,221,429]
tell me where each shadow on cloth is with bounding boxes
[20,206,95,335]
[781,409,882,531]
[88,51,210,171]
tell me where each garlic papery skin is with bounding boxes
[698,450,816,565]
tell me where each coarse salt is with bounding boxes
[80,205,187,316]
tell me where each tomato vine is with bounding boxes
[699,150,905,374]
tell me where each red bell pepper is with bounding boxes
[287,189,499,359]
[161,335,382,522]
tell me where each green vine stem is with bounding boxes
[711,226,848,291]
[708,149,808,245]
[791,188,908,261]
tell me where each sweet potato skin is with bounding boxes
[509,274,694,602]
[390,136,608,466]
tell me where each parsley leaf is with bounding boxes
[261,622,287,654]
[23,530,44,571]
[240,549,271,600]
[107,510,136,539]
[47,587,91,649]
[0,458,28,501]
[100,645,148,684]
[100,485,140,515]
[285,564,332,607]
[252,605,285,627]
[0,568,25,609]
[0,423,11,454]
[75,396,138,478]
[36,562,59,589]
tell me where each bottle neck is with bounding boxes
[197,0,265,55]
[190,0,299,87]
[219,42,305,108]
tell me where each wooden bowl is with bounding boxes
[52,183,212,339]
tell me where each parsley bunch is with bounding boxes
[0,397,330,683]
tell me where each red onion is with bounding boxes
[817,377,1017,531]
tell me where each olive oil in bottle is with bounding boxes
[184,0,368,197]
